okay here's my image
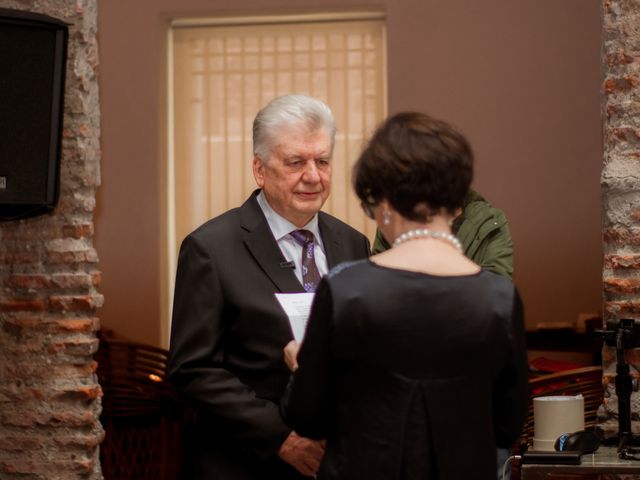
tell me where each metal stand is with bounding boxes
[597,318,640,457]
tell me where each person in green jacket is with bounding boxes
[371,188,513,278]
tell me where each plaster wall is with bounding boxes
[96,0,603,345]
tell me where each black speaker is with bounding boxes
[0,8,68,221]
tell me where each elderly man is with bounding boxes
[168,94,370,479]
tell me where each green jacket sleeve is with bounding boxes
[457,205,514,279]
[371,228,391,254]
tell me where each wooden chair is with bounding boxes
[511,366,604,480]
[96,333,189,480]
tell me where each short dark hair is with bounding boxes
[353,111,473,222]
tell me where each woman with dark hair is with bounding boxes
[280,112,528,479]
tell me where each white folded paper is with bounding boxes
[275,292,315,342]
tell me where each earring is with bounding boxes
[383,210,391,226]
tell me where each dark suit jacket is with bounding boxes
[167,190,370,480]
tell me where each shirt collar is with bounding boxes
[256,190,322,243]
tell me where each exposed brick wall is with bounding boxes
[0,1,104,478]
[601,0,640,437]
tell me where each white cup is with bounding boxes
[532,395,585,451]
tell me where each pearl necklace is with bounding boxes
[393,228,462,251]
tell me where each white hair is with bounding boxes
[252,94,336,161]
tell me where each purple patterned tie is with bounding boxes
[289,229,321,292]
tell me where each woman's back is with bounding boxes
[331,260,514,377]
[280,110,528,479]
[283,260,528,480]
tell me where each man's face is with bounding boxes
[253,126,332,227]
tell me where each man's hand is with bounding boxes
[277,431,325,477]
[283,340,300,372]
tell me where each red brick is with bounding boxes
[78,123,90,136]
[3,366,50,382]
[606,49,634,66]
[4,362,98,381]
[54,317,100,333]
[604,277,640,294]
[2,338,54,354]
[3,274,53,289]
[0,384,101,403]
[51,272,93,289]
[2,317,99,335]
[47,337,99,356]
[0,458,97,476]
[0,298,46,312]
[50,410,98,427]
[605,300,640,316]
[52,385,102,402]
[603,346,640,368]
[58,317,100,333]
[604,254,640,269]
[46,249,99,265]
[604,227,640,245]
[604,76,639,94]
[0,251,41,264]
[49,294,104,311]
[606,126,640,142]
[0,437,41,452]
[0,385,47,402]
[602,103,640,126]
[2,410,49,428]
[55,193,97,214]
[52,361,98,378]
[0,224,62,241]
[53,431,104,449]
[62,223,93,238]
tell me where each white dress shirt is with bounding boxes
[256,191,328,286]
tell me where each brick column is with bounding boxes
[601,0,640,438]
[0,1,104,478]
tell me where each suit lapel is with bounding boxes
[241,192,305,293]
[318,212,344,269]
